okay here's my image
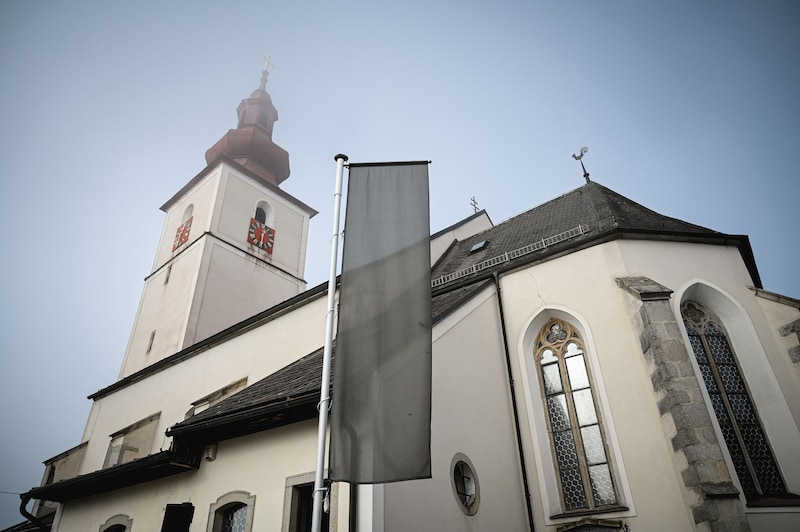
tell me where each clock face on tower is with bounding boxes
[172,217,193,251]
[247,218,276,253]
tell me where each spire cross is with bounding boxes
[262,53,275,72]
[470,196,479,213]
[258,54,275,91]
[571,146,591,184]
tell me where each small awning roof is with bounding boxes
[22,450,198,503]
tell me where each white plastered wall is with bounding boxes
[213,166,312,280]
[80,291,329,476]
[57,421,350,532]
[382,285,530,532]
[502,241,703,530]
[673,280,800,530]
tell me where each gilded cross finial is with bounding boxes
[470,196,479,213]
[262,53,275,72]
[258,54,275,91]
[571,147,590,184]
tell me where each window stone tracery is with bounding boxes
[535,318,619,513]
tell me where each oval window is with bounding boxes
[451,454,479,515]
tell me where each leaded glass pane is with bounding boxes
[751,457,786,494]
[553,430,580,470]
[697,364,718,392]
[221,504,247,532]
[547,394,571,431]
[706,331,734,363]
[542,363,563,395]
[728,394,756,425]
[541,348,557,365]
[687,334,708,363]
[681,301,790,500]
[566,354,589,390]
[547,323,567,343]
[708,394,730,424]
[573,388,598,427]
[740,425,769,457]
[588,464,617,506]
[565,342,583,358]
[581,425,607,465]
[538,318,619,513]
[560,467,588,510]
[717,365,746,393]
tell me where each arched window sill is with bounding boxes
[746,493,800,508]
[551,505,629,520]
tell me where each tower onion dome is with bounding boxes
[205,68,290,186]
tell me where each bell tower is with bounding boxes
[118,65,317,378]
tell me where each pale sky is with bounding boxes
[1,0,798,527]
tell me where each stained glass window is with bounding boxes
[681,301,788,501]
[536,319,618,512]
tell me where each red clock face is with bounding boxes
[172,217,193,251]
[247,218,275,253]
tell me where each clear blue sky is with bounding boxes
[0,0,798,527]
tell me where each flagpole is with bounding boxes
[311,153,348,532]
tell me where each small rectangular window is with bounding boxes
[147,331,156,353]
[283,474,332,532]
[103,413,160,468]
[164,265,172,284]
[469,240,488,253]
[289,484,328,532]
[186,377,247,419]
[161,503,194,532]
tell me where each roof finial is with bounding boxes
[571,146,590,184]
[470,196,479,213]
[259,53,274,90]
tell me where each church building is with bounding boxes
[8,66,800,532]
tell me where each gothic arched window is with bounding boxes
[535,318,618,512]
[681,301,788,501]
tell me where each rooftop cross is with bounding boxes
[258,54,275,91]
[572,146,591,184]
[262,53,275,72]
[470,196,479,213]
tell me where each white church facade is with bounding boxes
[8,67,800,532]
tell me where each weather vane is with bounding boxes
[470,196,479,213]
[572,147,590,184]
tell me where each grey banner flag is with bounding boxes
[329,161,432,484]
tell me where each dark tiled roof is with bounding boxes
[1,513,54,532]
[22,449,199,504]
[431,281,493,322]
[431,181,755,287]
[167,346,330,439]
[168,280,493,442]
